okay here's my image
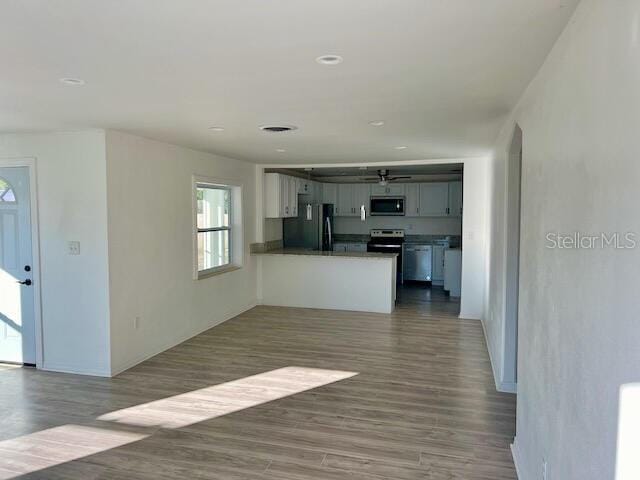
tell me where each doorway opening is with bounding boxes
[266,163,464,315]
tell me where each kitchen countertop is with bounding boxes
[253,248,397,260]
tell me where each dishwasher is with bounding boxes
[402,244,433,282]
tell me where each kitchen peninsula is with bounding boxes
[255,249,397,314]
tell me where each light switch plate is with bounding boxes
[68,241,81,255]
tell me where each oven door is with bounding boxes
[370,196,405,216]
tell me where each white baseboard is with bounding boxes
[511,441,524,479]
[41,362,111,378]
[110,301,258,376]
[500,380,518,394]
[481,317,517,394]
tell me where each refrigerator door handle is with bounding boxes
[326,216,332,249]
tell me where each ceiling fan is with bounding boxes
[360,169,411,186]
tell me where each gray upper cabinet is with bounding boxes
[418,182,449,217]
[370,184,405,196]
[336,184,369,217]
[336,184,355,217]
[298,179,312,195]
[353,184,371,218]
[405,184,420,217]
[448,181,462,217]
[322,183,337,207]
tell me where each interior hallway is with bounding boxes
[0,304,516,479]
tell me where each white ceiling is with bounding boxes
[0,0,578,164]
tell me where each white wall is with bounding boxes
[334,216,461,236]
[488,1,640,478]
[106,131,258,375]
[458,158,489,320]
[0,132,111,376]
[259,254,396,314]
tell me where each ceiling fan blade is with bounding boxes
[388,176,412,181]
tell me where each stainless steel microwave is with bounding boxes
[370,196,405,216]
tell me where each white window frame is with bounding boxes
[192,175,243,279]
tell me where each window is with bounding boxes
[0,177,16,203]
[194,177,242,278]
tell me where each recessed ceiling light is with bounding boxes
[369,120,385,127]
[59,77,85,86]
[276,148,286,153]
[208,126,225,132]
[259,125,298,133]
[394,146,408,150]
[316,55,343,65]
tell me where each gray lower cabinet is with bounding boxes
[334,242,367,253]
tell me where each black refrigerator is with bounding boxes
[283,203,334,251]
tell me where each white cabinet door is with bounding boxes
[337,184,355,217]
[279,174,290,217]
[322,183,337,207]
[264,173,281,218]
[264,173,299,218]
[370,184,405,196]
[432,245,445,283]
[419,183,449,217]
[448,181,462,217]
[405,184,420,217]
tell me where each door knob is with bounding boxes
[17,279,32,286]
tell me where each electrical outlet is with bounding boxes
[542,459,548,480]
[67,241,81,255]
[134,316,141,329]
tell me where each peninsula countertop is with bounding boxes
[252,248,397,260]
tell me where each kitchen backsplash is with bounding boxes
[333,216,462,236]
[333,233,462,247]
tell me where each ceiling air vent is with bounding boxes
[259,125,298,133]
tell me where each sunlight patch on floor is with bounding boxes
[98,366,358,428]
[0,367,358,478]
[0,425,146,479]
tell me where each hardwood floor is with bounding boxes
[0,299,516,479]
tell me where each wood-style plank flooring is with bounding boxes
[0,286,516,479]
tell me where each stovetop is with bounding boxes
[368,229,405,246]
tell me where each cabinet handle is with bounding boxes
[446,207,450,215]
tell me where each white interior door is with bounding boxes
[0,166,35,364]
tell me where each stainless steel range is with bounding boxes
[367,229,404,283]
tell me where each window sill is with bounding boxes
[197,265,242,280]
